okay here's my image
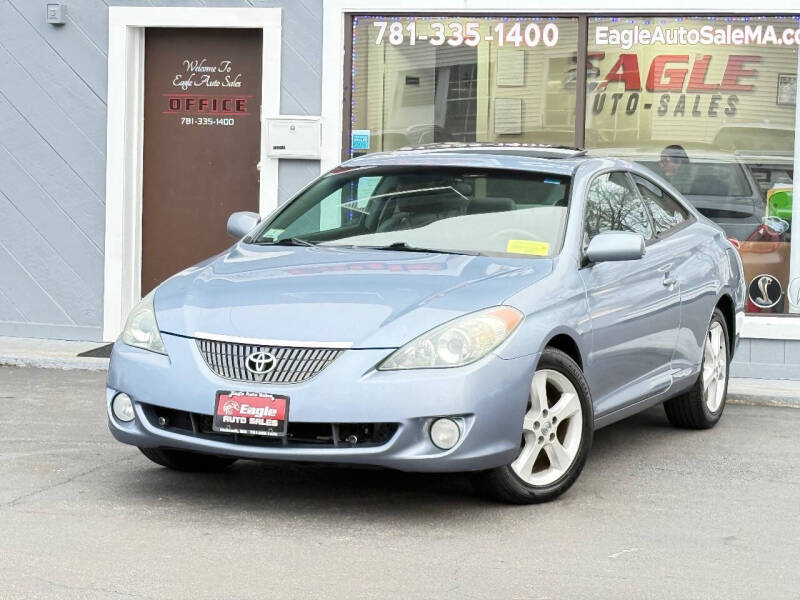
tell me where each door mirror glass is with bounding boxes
[585,231,645,263]
[227,211,261,239]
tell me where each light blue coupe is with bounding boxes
[107,144,745,503]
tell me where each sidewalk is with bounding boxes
[0,336,797,407]
[0,336,110,372]
[726,378,800,408]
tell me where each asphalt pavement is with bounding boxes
[1,365,798,599]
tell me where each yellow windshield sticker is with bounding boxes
[506,240,550,256]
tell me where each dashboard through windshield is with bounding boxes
[252,167,571,257]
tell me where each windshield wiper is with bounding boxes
[367,242,478,256]
[256,237,316,247]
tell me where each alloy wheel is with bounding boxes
[512,369,583,487]
[702,321,727,413]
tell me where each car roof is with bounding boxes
[342,143,606,176]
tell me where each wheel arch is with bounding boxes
[715,292,736,354]
[542,332,583,370]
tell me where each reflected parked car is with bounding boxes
[712,123,795,155]
[712,123,794,201]
[736,153,793,199]
[599,148,767,241]
[107,143,745,504]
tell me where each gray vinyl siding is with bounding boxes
[0,0,322,341]
[731,340,800,380]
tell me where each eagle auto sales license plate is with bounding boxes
[213,391,289,437]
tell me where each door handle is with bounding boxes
[662,274,677,287]
[657,262,675,273]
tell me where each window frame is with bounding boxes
[345,14,586,159]
[628,171,697,241]
[581,168,657,249]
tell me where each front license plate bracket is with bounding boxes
[212,391,289,437]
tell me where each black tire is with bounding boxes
[138,447,238,472]
[664,308,729,430]
[471,347,594,504]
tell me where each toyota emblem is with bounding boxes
[245,351,276,375]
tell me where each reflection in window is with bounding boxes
[351,16,580,155]
[584,16,797,316]
[585,172,654,241]
[585,17,796,154]
[632,174,689,234]
[636,157,752,199]
[257,168,572,257]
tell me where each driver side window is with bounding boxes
[584,172,654,243]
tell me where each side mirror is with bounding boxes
[585,231,645,263]
[227,211,261,239]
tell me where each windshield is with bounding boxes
[252,167,571,257]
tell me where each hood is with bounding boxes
[154,244,553,348]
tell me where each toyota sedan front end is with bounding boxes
[108,150,573,477]
[107,144,743,503]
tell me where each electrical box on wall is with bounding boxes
[46,3,66,24]
[266,117,321,159]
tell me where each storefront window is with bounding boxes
[347,14,799,316]
[585,16,799,315]
[350,16,580,154]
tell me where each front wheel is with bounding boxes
[138,447,238,472]
[472,347,593,504]
[663,307,729,429]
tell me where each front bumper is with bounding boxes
[107,334,539,472]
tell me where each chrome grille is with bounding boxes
[196,338,345,384]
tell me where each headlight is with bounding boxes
[120,290,167,355]
[378,306,523,370]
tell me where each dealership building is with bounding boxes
[0,0,798,378]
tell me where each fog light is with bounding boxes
[430,418,460,450]
[112,393,135,422]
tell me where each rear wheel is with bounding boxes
[664,307,729,429]
[138,447,238,472]
[472,347,593,504]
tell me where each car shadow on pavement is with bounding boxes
[117,405,677,513]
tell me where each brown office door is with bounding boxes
[141,28,263,295]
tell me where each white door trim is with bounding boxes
[320,0,800,339]
[103,7,282,341]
